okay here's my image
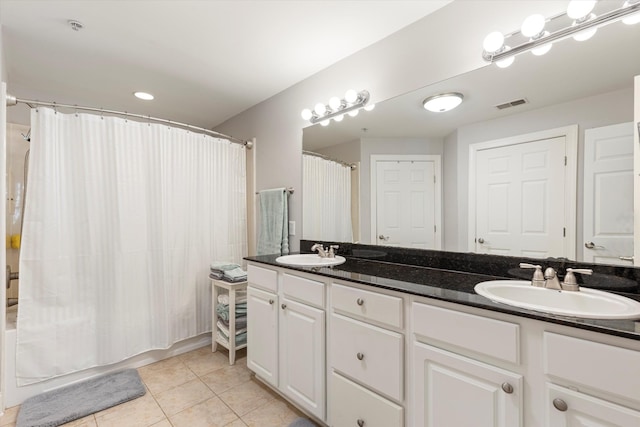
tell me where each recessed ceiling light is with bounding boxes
[422,92,464,113]
[134,92,154,101]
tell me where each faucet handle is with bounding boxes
[562,268,593,292]
[519,263,545,287]
[329,245,339,258]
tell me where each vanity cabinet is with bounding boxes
[544,332,640,426]
[247,263,326,420]
[411,301,523,427]
[329,282,405,427]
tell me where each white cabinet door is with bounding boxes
[247,286,278,387]
[547,383,640,427]
[279,297,325,420]
[413,342,523,427]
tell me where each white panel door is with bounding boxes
[279,297,325,420]
[246,286,278,387]
[412,342,522,427]
[474,137,566,258]
[583,123,634,265]
[375,160,436,248]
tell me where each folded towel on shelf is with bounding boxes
[217,292,247,305]
[209,271,224,280]
[216,303,248,321]
[217,315,247,330]
[216,330,247,346]
[223,267,247,281]
[217,320,247,337]
[210,261,242,272]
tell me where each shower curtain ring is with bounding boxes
[100,109,104,120]
[124,112,128,123]
[53,102,57,114]
[74,105,78,117]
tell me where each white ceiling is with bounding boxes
[0,0,451,128]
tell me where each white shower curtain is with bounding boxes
[16,107,247,385]
[303,154,353,242]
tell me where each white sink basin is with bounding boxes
[474,280,640,319]
[275,254,346,268]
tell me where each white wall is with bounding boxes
[215,1,569,251]
[451,87,633,255]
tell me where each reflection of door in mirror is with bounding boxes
[370,155,441,248]
[302,152,357,242]
[469,126,578,259]
[583,122,634,266]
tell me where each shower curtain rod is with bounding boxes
[6,95,253,148]
[302,150,357,170]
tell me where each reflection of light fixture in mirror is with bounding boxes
[481,0,640,66]
[134,91,154,101]
[495,47,515,67]
[301,89,372,125]
[422,92,464,113]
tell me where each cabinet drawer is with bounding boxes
[248,264,277,293]
[332,282,403,329]
[282,273,325,308]
[330,372,403,427]
[330,313,403,401]
[412,302,520,364]
[544,332,640,404]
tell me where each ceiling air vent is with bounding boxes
[495,98,528,110]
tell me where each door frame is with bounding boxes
[370,154,442,249]
[467,125,578,259]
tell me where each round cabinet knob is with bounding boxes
[357,419,365,427]
[356,352,364,361]
[268,299,274,305]
[501,382,513,394]
[281,303,287,309]
[553,398,568,412]
[477,237,485,244]
[356,298,364,306]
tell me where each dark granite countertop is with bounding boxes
[245,253,640,341]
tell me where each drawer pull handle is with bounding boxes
[268,299,274,305]
[501,382,513,394]
[356,298,364,306]
[356,352,364,361]
[357,419,365,427]
[553,398,568,412]
[281,303,287,309]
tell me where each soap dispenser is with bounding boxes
[519,263,545,287]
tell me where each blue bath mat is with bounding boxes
[16,369,146,427]
[289,418,318,427]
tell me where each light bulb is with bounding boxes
[333,114,344,122]
[348,109,359,117]
[532,41,552,56]
[622,0,640,25]
[567,0,596,19]
[314,102,327,116]
[320,120,330,127]
[364,104,375,111]
[482,31,505,53]
[344,89,358,104]
[495,46,514,68]
[521,14,545,38]
[301,109,313,121]
[573,26,597,41]
[329,96,342,110]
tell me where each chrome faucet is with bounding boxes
[311,243,339,258]
[543,267,562,290]
[520,263,592,291]
[311,243,329,258]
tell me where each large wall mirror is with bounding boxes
[302,20,640,266]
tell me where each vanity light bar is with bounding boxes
[483,1,640,65]
[301,90,372,126]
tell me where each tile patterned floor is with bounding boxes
[0,347,307,427]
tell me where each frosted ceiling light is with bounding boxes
[495,47,515,68]
[521,14,546,38]
[567,0,597,19]
[329,96,342,110]
[301,89,371,126]
[422,92,464,113]
[301,109,313,121]
[134,92,154,100]
[344,89,358,104]
[314,102,327,116]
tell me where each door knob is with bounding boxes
[268,299,274,305]
[281,303,287,309]
[477,237,485,244]
[501,382,514,394]
[378,234,389,241]
[357,420,365,427]
[356,352,364,360]
[584,241,604,249]
[553,398,568,412]
[620,256,634,262]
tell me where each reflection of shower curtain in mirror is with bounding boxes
[16,107,247,385]
[303,154,353,242]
